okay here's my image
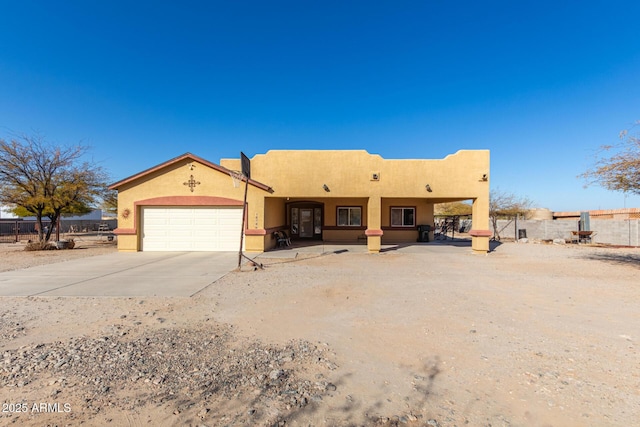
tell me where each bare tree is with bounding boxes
[581,121,640,195]
[0,134,108,242]
[490,188,532,241]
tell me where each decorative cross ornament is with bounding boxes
[183,175,201,192]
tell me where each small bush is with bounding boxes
[23,239,76,251]
[24,241,57,251]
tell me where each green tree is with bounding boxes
[581,121,640,195]
[0,134,108,242]
[101,189,118,217]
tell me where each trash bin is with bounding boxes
[518,229,527,239]
[417,225,431,242]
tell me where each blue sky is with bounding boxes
[1,1,639,212]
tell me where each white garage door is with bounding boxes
[142,207,243,251]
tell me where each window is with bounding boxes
[391,207,415,227]
[314,208,322,234]
[337,207,361,226]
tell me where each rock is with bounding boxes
[269,369,285,380]
[553,238,566,245]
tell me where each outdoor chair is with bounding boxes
[273,231,290,248]
[281,230,292,246]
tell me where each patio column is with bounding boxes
[469,197,491,254]
[366,196,383,253]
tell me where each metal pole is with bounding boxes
[238,175,249,268]
[451,216,455,240]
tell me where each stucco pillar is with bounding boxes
[366,196,383,253]
[470,197,491,254]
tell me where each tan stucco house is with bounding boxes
[109,149,491,254]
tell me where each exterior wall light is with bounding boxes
[323,184,330,192]
[425,184,432,192]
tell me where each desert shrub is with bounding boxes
[24,241,57,251]
[24,239,76,251]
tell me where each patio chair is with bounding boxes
[273,231,289,248]
[281,230,292,246]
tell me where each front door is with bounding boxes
[300,208,313,237]
[289,203,323,239]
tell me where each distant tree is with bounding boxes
[581,121,640,195]
[434,201,472,216]
[0,134,108,242]
[101,189,118,217]
[490,188,532,240]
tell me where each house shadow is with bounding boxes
[268,237,503,255]
[380,237,502,253]
[579,251,640,269]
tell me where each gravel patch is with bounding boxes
[2,324,338,426]
[0,237,117,273]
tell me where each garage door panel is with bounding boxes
[142,207,242,251]
[169,218,194,226]
[194,217,219,226]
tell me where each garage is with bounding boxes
[141,207,243,251]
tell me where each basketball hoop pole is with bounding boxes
[237,152,262,270]
[238,172,249,268]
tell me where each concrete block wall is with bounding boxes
[591,219,639,247]
[492,219,639,247]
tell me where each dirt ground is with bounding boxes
[0,235,117,272]
[0,240,639,426]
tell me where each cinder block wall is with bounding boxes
[591,219,639,246]
[492,219,639,246]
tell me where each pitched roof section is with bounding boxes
[108,152,274,193]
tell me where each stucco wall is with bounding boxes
[264,197,285,229]
[235,150,489,203]
[114,149,490,253]
[231,150,490,252]
[321,198,369,227]
[114,158,266,251]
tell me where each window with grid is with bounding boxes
[337,207,361,226]
[390,207,415,227]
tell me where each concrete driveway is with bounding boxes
[0,252,238,297]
